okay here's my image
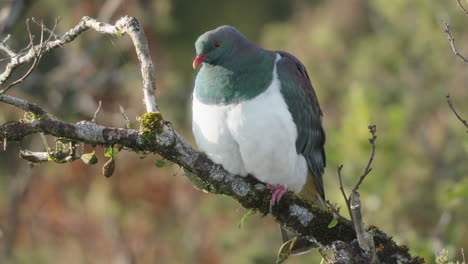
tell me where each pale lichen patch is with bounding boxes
[255,183,266,191]
[210,165,226,181]
[231,177,250,197]
[76,121,105,142]
[290,204,314,226]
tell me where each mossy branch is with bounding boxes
[0,97,423,263]
[0,16,425,264]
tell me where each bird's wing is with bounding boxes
[276,51,326,198]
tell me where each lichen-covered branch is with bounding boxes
[0,16,158,112]
[0,16,425,264]
[0,106,423,263]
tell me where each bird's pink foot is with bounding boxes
[267,184,287,212]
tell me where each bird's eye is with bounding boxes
[214,42,221,48]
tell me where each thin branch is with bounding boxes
[92,100,102,122]
[337,164,352,222]
[0,18,58,94]
[119,17,158,112]
[352,125,377,192]
[0,16,158,112]
[443,22,468,63]
[457,0,468,14]
[31,17,61,40]
[337,125,377,254]
[447,94,468,131]
[0,94,49,117]
[0,35,16,57]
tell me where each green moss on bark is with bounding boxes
[141,112,164,134]
[141,112,164,149]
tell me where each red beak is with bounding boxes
[193,54,207,69]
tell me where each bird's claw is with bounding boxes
[267,184,287,213]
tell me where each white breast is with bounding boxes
[192,54,308,192]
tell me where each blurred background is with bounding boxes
[0,0,467,263]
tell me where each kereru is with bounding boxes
[191,25,326,255]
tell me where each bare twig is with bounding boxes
[0,18,53,94]
[92,100,102,122]
[31,17,60,40]
[1,34,10,44]
[0,16,158,112]
[120,18,158,113]
[447,94,468,131]
[336,125,378,255]
[0,35,16,57]
[443,22,468,63]
[352,125,377,192]
[337,164,352,221]
[457,0,468,14]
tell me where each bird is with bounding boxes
[191,25,326,255]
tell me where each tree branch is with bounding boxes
[0,97,423,264]
[447,94,468,132]
[352,125,377,192]
[443,22,468,63]
[0,16,158,112]
[456,0,468,14]
[0,16,424,264]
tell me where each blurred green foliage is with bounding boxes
[0,0,467,263]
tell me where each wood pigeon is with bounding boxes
[191,25,326,255]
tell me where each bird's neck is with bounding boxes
[194,49,275,105]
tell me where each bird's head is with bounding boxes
[193,25,249,69]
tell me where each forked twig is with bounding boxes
[334,125,378,259]
[32,17,61,40]
[352,125,377,192]
[0,16,158,113]
[0,18,56,94]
